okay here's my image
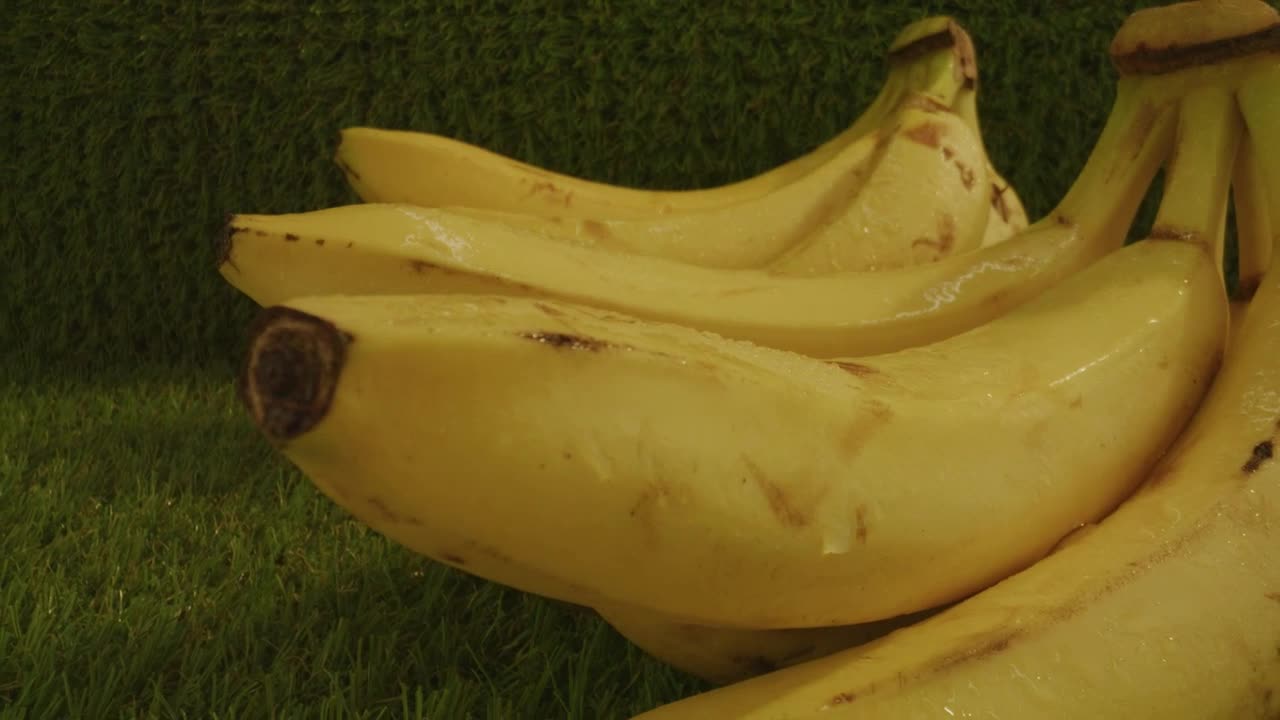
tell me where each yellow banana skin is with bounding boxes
[235,161,1230,634]
[444,95,992,272]
[633,66,1280,720]
[334,17,1019,272]
[220,51,1230,357]
[629,283,1277,720]
[627,9,1280,718]
[334,17,975,219]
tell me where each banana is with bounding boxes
[594,601,949,686]
[334,17,1017,272]
[219,37,1242,357]
[335,16,976,219]
[630,35,1280,720]
[441,25,1006,678]
[351,88,993,272]
[232,72,1238,630]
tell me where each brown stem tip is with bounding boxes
[887,20,978,84]
[238,306,351,444]
[215,215,237,270]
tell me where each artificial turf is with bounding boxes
[1,0,1241,717]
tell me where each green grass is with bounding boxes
[3,0,1257,717]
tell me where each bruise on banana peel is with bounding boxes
[519,330,617,352]
[1242,439,1274,474]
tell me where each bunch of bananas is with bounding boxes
[218,1,1280,716]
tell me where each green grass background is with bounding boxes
[2,1,1254,717]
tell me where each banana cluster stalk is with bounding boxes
[217,0,1280,711]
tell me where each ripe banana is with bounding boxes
[335,16,977,219]
[631,39,1280,720]
[348,90,993,273]
[334,16,1020,272]
[220,34,1251,357]
[233,73,1238,629]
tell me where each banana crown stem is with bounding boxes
[1238,61,1280,260]
[1050,3,1280,240]
[1147,83,1242,272]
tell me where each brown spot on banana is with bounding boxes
[854,505,869,544]
[284,233,299,241]
[1243,440,1274,474]
[1149,225,1204,242]
[991,181,1012,223]
[841,400,894,459]
[953,158,976,190]
[911,215,957,257]
[744,459,809,528]
[628,482,672,532]
[904,121,944,148]
[440,552,466,565]
[582,219,612,239]
[830,361,878,377]
[518,330,615,352]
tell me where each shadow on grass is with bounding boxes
[3,360,275,501]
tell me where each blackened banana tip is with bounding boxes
[239,305,352,444]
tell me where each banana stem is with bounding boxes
[1238,61,1280,270]
[1148,83,1242,279]
[1230,129,1274,299]
[1042,77,1177,240]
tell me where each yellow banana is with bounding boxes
[232,72,1238,629]
[631,34,1280,719]
[334,16,976,219]
[347,87,992,272]
[597,34,1018,666]
[333,17,1017,272]
[220,31,1264,357]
